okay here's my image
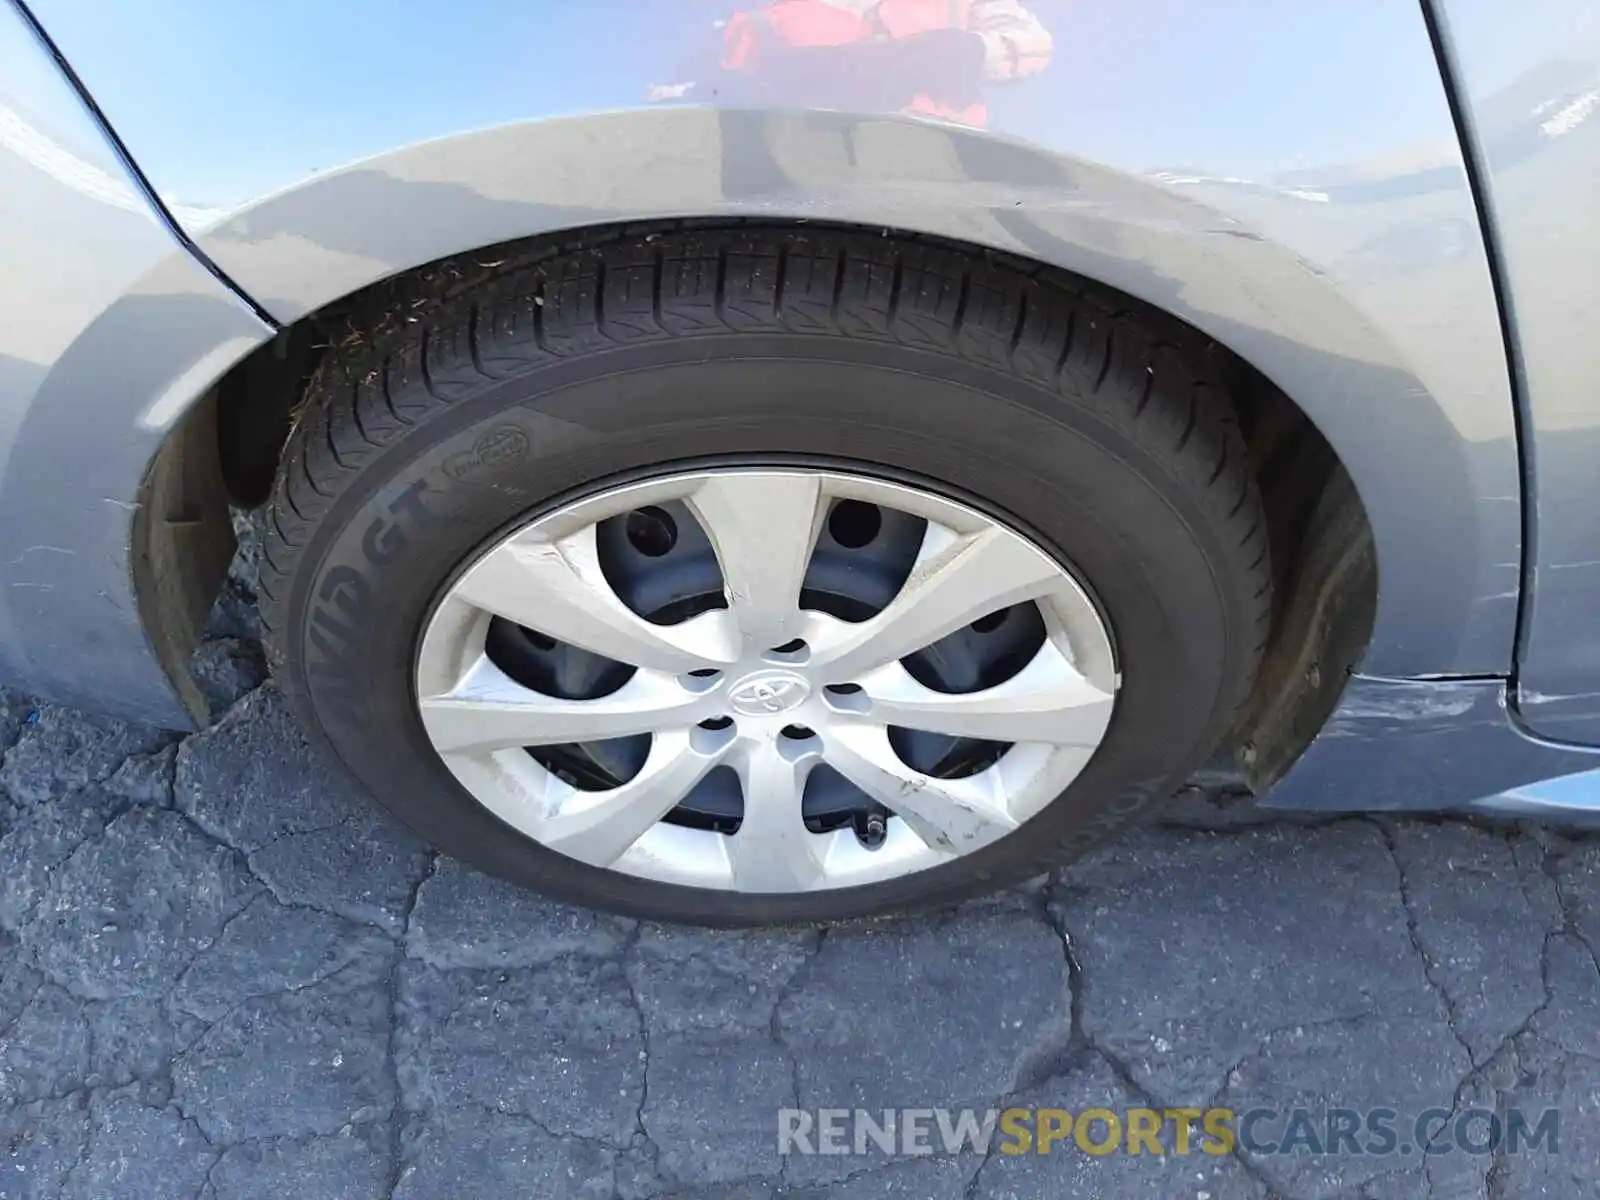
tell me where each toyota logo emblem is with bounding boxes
[726,670,811,716]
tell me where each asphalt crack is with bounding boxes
[380,850,435,1200]
[617,922,656,1170]
[1370,818,1478,1073]
[770,925,827,1187]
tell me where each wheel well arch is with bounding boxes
[177,216,1371,789]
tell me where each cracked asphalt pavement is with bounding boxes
[1,554,1598,1199]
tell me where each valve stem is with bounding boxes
[855,809,888,850]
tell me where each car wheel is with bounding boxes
[258,226,1270,926]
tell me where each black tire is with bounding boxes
[259,225,1270,926]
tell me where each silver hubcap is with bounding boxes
[415,469,1119,893]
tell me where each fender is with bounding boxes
[190,100,1525,683]
[0,1,271,725]
[17,0,1522,714]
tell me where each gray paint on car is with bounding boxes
[0,0,271,726]
[1264,672,1600,813]
[3,0,1599,817]
[27,0,1522,682]
[1431,0,1600,743]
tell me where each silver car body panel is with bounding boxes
[1263,674,1600,816]
[0,1,272,726]
[7,0,1600,816]
[1432,0,1600,745]
[30,0,1523,681]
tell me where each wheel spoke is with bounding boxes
[725,737,826,891]
[687,473,826,652]
[850,642,1115,745]
[807,525,1063,678]
[533,730,725,867]
[419,658,717,753]
[451,525,737,672]
[822,723,1018,853]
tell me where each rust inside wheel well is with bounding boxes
[194,218,1378,786]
